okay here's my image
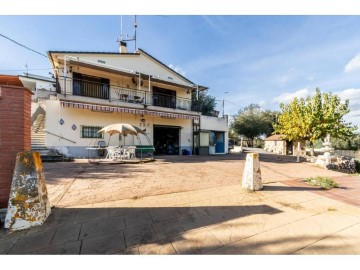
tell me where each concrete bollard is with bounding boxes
[242,153,263,191]
[4,151,51,231]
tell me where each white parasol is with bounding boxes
[98,123,146,136]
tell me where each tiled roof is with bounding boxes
[48,49,208,90]
[48,50,137,55]
[265,134,287,141]
[0,75,24,87]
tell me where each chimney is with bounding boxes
[119,41,128,53]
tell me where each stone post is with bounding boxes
[4,151,51,231]
[242,153,263,191]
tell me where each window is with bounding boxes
[152,86,176,109]
[80,125,103,138]
[73,72,110,99]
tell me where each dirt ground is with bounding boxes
[43,148,345,208]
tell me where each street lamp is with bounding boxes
[223,91,229,117]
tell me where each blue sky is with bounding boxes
[1,15,360,129]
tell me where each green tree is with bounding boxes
[191,91,217,116]
[274,88,357,155]
[231,104,278,147]
[331,134,360,150]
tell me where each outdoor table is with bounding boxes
[86,146,102,162]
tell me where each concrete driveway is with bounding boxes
[1,149,360,254]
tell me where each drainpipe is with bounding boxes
[138,73,141,90]
[64,56,67,97]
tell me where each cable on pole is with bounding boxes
[0,33,48,59]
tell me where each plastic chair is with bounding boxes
[127,146,137,159]
[106,146,121,160]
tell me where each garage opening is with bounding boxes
[153,125,180,155]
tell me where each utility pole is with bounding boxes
[223,91,229,117]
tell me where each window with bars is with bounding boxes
[80,125,103,138]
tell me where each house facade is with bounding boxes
[29,47,228,158]
[264,134,306,157]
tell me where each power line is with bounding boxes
[0,68,57,72]
[224,99,243,109]
[0,33,48,59]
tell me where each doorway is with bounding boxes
[153,125,180,155]
[210,131,225,153]
[286,140,293,155]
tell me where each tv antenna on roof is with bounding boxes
[117,15,137,53]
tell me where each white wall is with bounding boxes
[200,115,228,132]
[53,52,193,88]
[45,99,193,157]
[200,115,229,154]
[264,140,286,155]
[293,140,306,157]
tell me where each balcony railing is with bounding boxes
[56,77,195,111]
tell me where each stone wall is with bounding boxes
[0,80,32,208]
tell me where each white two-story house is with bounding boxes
[31,45,228,158]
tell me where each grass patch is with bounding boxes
[304,176,338,190]
[278,202,303,210]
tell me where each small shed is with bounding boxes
[264,134,287,155]
[264,134,306,157]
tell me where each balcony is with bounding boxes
[56,77,195,112]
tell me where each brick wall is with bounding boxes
[0,84,32,208]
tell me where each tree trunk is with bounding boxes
[309,142,315,156]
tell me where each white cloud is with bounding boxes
[344,54,360,73]
[333,88,360,106]
[272,88,312,104]
[348,110,360,118]
[168,64,186,76]
[259,100,266,106]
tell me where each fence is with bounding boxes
[56,77,193,111]
[333,149,360,159]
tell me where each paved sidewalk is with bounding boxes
[1,181,360,254]
[284,175,360,207]
[1,152,359,254]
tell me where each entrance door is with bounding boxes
[153,126,180,155]
[210,132,225,153]
[286,140,293,155]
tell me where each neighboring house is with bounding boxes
[195,115,229,155]
[28,45,228,158]
[264,134,306,157]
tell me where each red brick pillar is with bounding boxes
[0,78,33,208]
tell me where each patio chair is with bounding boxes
[119,146,130,159]
[135,97,144,104]
[127,146,137,159]
[106,146,122,160]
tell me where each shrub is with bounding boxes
[355,159,360,173]
[253,138,264,148]
[304,176,338,190]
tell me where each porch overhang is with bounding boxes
[60,100,200,120]
[57,58,206,91]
